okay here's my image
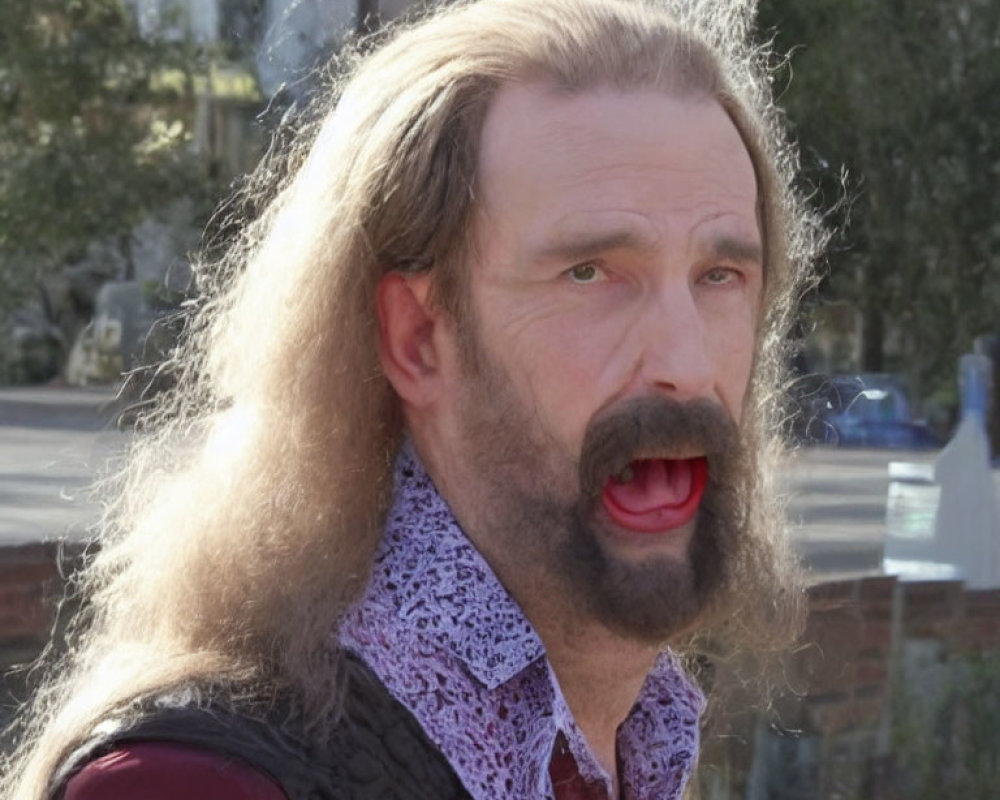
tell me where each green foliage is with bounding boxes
[759,0,1000,408]
[891,650,1000,799]
[0,0,214,314]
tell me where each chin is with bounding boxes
[558,510,709,643]
[595,512,698,564]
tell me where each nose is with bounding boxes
[634,283,715,401]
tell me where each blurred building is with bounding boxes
[126,0,420,95]
[56,0,429,387]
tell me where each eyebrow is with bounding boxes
[530,228,659,264]
[707,235,763,266]
[529,229,763,266]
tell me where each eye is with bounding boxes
[565,262,604,284]
[700,267,741,286]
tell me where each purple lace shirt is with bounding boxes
[340,444,705,800]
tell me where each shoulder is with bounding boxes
[62,741,288,800]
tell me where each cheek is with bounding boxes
[487,315,624,449]
[706,311,758,421]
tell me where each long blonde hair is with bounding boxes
[3,2,822,797]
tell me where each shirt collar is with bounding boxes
[340,442,705,800]
[374,442,546,688]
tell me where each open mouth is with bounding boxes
[601,456,708,533]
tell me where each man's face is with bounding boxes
[436,84,763,641]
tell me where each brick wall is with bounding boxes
[701,575,1000,800]
[0,543,85,741]
[1,547,998,797]
[0,544,80,668]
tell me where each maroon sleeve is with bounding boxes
[62,741,289,800]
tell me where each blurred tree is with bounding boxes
[0,0,223,373]
[759,0,1000,412]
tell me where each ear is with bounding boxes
[377,272,443,408]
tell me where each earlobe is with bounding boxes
[377,272,442,407]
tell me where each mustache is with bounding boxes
[578,395,741,499]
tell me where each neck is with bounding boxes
[531,607,660,790]
[410,435,660,788]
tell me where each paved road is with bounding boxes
[781,446,938,580]
[2,386,994,581]
[0,387,124,545]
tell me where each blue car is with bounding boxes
[790,374,942,450]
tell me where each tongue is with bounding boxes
[602,457,708,533]
[607,459,692,512]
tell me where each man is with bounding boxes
[3,1,819,798]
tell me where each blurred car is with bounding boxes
[826,416,942,449]
[788,373,942,450]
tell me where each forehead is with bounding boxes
[474,83,760,257]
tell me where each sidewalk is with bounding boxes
[0,386,995,576]
[0,385,125,545]
[0,385,120,430]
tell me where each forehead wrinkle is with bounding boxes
[672,159,755,201]
[481,148,623,222]
[687,205,761,258]
[689,207,759,236]
[526,217,662,265]
[529,158,756,241]
[477,89,757,240]
[475,86,761,284]
[480,97,662,208]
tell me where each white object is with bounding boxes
[884,353,1000,587]
[883,461,952,580]
[932,410,1000,589]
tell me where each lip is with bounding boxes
[600,456,708,533]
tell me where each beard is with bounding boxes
[452,346,758,645]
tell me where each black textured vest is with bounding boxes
[53,655,473,800]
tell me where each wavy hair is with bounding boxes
[2,1,823,797]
